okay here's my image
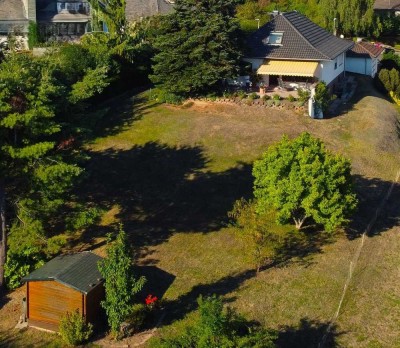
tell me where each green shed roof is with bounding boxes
[22,252,104,294]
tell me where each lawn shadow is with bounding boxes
[0,288,10,310]
[77,142,253,249]
[88,89,155,141]
[346,174,400,239]
[160,268,256,326]
[277,318,343,348]
[273,229,334,268]
[135,265,176,302]
[326,75,390,119]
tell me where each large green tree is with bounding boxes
[253,133,358,232]
[0,54,82,288]
[150,0,242,97]
[98,227,146,337]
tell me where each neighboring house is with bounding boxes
[346,41,385,78]
[36,0,91,41]
[125,0,174,21]
[22,252,104,332]
[1,0,175,44]
[374,0,400,14]
[244,11,354,89]
[0,0,35,38]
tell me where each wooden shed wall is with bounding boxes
[85,283,105,324]
[27,281,83,331]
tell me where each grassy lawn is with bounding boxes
[1,76,399,347]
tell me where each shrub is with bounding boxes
[125,303,148,333]
[150,295,277,348]
[266,100,274,107]
[27,21,39,49]
[273,100,281,106]
[287,94,296,102]
[248,92,259,100]
[237,90,247,99]
[149,88,184,105]
[297,88,311,103]
[272,94,280,101]
[314,81,331,113]
[262,95,270,101]
[59,310,93,346]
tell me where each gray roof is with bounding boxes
[126,0,174,21]
[22,252,104,294]
[0,0,27,21]
[246,11,354,61]
[374,0,400,10]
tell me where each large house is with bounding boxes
[374,0,400,13]
[244,11,354,90]
[0,0,175,43]
[36,0,91,40]
[0,0,35,37]
[126,0,174,22]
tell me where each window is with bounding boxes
[262,32,284,46]
[334,58,338,70]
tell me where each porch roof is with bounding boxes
[257,60,319,77]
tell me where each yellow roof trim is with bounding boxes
[257,60,319,77]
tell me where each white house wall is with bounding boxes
[316,53,345,86]
[345,57,378,77]
[242,58,264,71]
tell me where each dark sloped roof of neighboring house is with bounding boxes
[246,11,354,61]
[374,0,400,10]
[125,0,174,21]
[0,0,27,20]
[347,41,385,59]
[22,252,103,294]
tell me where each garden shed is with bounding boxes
[22,252,104,332]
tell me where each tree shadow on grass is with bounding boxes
[273,230,335,269]
[161,268,257,326]
[87,90,156,141]
[326,75,390,119]
[0,289,10,310]
[77,142,253,249]
[277,318,343,348]
[346,174,400,239]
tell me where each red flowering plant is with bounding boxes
[145,294,158,309]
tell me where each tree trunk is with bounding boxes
[293,215,307,230]
[0,180,6,289]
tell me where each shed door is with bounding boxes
[28,281,83,328]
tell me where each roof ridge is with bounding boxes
[281,11,331,60]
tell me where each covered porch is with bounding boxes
[256,60,319,93]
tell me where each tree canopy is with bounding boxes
[150,0,243,97]
[252,133,358,232]
[0,53,82,287]
[237,0,383,37]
